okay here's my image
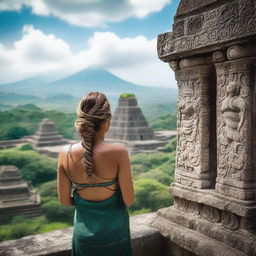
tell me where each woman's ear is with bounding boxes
[105,118,111,132]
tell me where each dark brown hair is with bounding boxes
[74,91,112,178]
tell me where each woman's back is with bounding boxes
[63,141,128,202]
[57,91,134,255]
[63,142,133,256]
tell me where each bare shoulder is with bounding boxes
[60,142,81,153]
[59,144,71,153]
[104,143,128,154]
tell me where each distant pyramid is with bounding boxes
[0,165,42,220]
[105,93,155,141]
[30,118,68,147]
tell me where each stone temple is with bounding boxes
[0,118,70,152]
[24,118,73,157]
[105,94,175,153]
[28,118,68,147]
[0,165,42,221]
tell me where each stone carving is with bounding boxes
[174,197,189,212]
[215,59,255,192]
[175,66,211,182]
[152,1,256,255]
[200,205,221,223]
[176,80,200,173]
[187,15,204,35]
[173,20,184,38]
[227,44,256,60]
[157,0,256,59]
[218,80,246,179]
[168,61,179,71]
[157,32,173,58]
[212,50,226,63]
[221,211,240,230]
[174,196,240,229]
[176,0,217,16]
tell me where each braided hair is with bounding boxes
[74,91,112,178]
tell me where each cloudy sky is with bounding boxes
[0,0,179,87]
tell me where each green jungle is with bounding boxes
[0,104,177,242]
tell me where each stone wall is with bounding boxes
[0,213,171,256]
[152,0,256,255]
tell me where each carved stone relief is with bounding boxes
[158,0,256,59]
[174,196,240,230]
[175,65,212,188]
[154,0,256,255]
[221,211,240,230]
[200,205,221,223]
[176,79,200,173]
[215,58,255,200]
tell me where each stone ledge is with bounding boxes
[152,215,248,256]
[171,183,256,217]
[156,206,256,255]
[0,212,168,256]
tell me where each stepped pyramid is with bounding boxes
[106,94,155,141]
[0,165,42,220]
[30,118,68,147]
[105,94,172,153]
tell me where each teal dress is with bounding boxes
[71,179,132,256]
[66,143,132,255]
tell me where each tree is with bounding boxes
[4,126,29,139]
[130,178,173,212]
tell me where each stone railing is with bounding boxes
[0,212,172,256]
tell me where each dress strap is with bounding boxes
[65,143,119,192]
[66,143,76,183]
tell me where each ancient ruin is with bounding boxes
[28,118,68,147]
[152,0,256,255]
[105,93,175,153]
[0,165,42,220]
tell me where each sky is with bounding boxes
[0,0,179,88]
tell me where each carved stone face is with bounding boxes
[227,81,240,95]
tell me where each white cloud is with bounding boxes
[0,25,176,88]
[0,25,73,82]
[0,0,171,27]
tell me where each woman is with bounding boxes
[57,91,134,255]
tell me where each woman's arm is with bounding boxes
[57,150,74,207]
[117,147,134,207]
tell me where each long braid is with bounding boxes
[74,91,111,179]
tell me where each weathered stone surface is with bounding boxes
[158,0,256,61]
[0,213,169,256]
[152,214,249,256]
[105,95,173,153]
[170,183,256,217]
[215,56,256,200]
[0,165,42,220]
[175,63,213,189]
[29,118,68,147]
[106,96,155,141]
[176,0,218,17]
[155,0,256,255]
[155,206,256,255]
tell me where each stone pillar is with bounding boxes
[152,1,256,255]
[173,57,214,189]
[215,44,256,200]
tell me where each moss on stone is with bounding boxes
[120,93,135,98]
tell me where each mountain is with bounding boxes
[0,67,178,116]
